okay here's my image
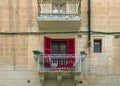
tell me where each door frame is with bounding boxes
[44,36,75,68]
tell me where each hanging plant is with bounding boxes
[33,50,41,55]
[33,50,42,62]
[80,51,87,62]
[80,51,87,55]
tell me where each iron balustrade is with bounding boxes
[35,54,82,72]
[37,0,81,16]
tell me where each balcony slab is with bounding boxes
[37,16,81,32]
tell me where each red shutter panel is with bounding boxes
[44,36,52,67]
[44,36,52,54]
[66,38,75,68]
[99,40,102,52]
[66,38,75,54]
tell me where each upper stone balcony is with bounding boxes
[37,0,81,32]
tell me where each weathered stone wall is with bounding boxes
[78,0,120,86]
[0,0,38,32]
[0,0,40,86]
[91,0,120,32]
[0,0,120,86]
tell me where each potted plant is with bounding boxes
[80,51,87,61]
[33,50,41,62]
[33,50,44,66]
[80,51,87,55]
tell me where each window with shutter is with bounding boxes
[44,36,75,68]
[94,39,102,53]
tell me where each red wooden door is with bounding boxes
[44,36,52,67]
[66,38,75,68]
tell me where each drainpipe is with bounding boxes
[88,0,91,47]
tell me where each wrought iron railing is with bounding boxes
[37,0,81,16]
[33,54,85,72]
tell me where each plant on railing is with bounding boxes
[33,50,43,64]
[33,50,41,55]
[80,51,87,62]
[80,51,87,55]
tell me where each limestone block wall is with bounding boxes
[0,0,39,69]
[78,0,120,86]
[0,0,120,86]
[0,0,38,32]
[0,71,41,86]
[0,35,28,70]
[0,0,40,86]
[91,0,120,32]
[81,0,120,32]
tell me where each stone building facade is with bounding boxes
[0,0,120,86]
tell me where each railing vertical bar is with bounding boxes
[79,55,81,72]
[38,55,40,71]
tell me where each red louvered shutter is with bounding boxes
[44,36,52,67]
[66,38,75,68]
[66,38,75,54]
[44,36,52,54]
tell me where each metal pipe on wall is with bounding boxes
[88,0,91,47]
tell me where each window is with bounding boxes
[52,41,66,65]
[44,36,75,68]
[94,39,102,53]
[44,36,75,54]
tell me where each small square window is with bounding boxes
[94,39,102,53]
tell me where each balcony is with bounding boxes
[33,53,87,85]
[37,0,81,32]
[34,54,82,73]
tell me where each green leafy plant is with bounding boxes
[80,51,87,55]
[33,50,41,55]
[33,50,43,62]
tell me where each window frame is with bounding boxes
[93,39,102,53]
